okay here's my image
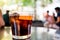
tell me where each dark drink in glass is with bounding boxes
[9,13,32,40]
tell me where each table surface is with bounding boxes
[0,27,57,40]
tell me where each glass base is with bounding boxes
[13,37,31,40]
[12,34,31,40]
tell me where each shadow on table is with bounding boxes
[32,20,44,27]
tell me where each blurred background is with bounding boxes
[0,0,60,20]
[0,0,60,40]
[0,0,60,27]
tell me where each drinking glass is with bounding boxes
[9,11,33,40]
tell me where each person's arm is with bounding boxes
[0,9,5,28]
[56,17,60,23]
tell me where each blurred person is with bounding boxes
[3,10,10,26]
[55,7,60,18]
[0,9,5,28]
[54,7,60,40]
[55,7,60,29]
[44,10,59,29]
